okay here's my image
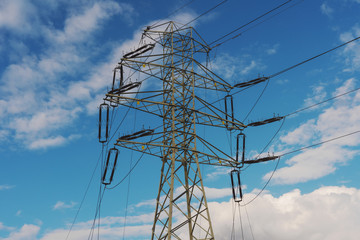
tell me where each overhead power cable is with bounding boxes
[231,34,360,92]
[243,79,269,122]
[150,0,196,28]
[241,157,280,206]
[210,0,295,47]
[286,86,360,117]
[268,35,360,79]
[280,130,360,157]
[65,148,104,240]
[241,129,360,206]
[181,0,228,28]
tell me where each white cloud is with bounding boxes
[29,136,67,150]
[3,186,358,240]
[280,119,317,145]
[205,166,230,180]
[0,0,38,34]
[0,1,137,149]
[0,224,40,240]
[268,79,360,184]
[209,186,360,240]
[210,54,263,80]
[303,85,327,109]
[320,2,334,17]
[46,1,122,44]
[241,60,257,75]
[0,184,15,190]
[52,201,77,210]
[266,44,279,55]
[340,26,360,72]
[0,222,14,231]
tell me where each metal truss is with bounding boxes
[102,21,277,239]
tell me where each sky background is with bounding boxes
[1,0,360,239]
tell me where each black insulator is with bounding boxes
[119,129,154,141]
[234,76,269,88]
[98,103,109,143]
[236,133,245,168]
[120,65,124,87]
[110,66,125,107]
[102,148,119,185]
[230,169,243,202]
[109,82,141,95]
[224,95,234,130]
[244,156,279,164]
[122,43,155,59]
[247,116,284,127]
[110,69,118,107]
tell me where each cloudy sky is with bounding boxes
[1,0,360,239]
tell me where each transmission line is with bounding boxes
[285,86,360,117]
[210,0,296,47]
[150,0,196,28]
[241,129,360,206]
[280,130,360,157]
[182,0,228,28]
[269,35,360,79]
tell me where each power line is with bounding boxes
[210,0,295,47]
[269,35,360,79]
[241,129,360,206]
[241,157,280,206]
[212,0,304,49]
[150,0,196,28]
[243,79,270,122]
[280,130,360,157]
[286,86,360,117]
[182,0,228,28]
[65,147,104,240]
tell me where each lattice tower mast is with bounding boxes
[152,22,214,239]
[102,21,257,239]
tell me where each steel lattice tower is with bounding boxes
[151,23,215,239]
[101,21,277,239]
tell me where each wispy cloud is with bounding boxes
[0,184,15,190]
[209,53,264,80]
[340,26,360,72]
[52,201,77,210]
[320,2,334,17]
[266,43,279,55]
[303,85,327,109]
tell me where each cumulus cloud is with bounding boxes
[46,1,122,44]
[210,186,360,240]
[0,1,137,149]
[0,0,38,34]
[0,0,199,150]
[268,78,360,184]
[2,186,359,240]
[0,224,40,240]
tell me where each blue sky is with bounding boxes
[1,0,360,239]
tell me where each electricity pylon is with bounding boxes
[100,21,278,239]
